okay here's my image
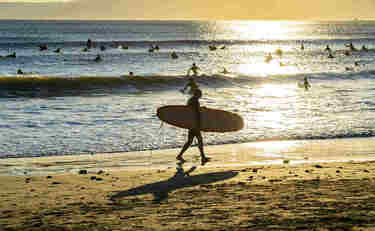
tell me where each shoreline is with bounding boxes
[1,137,375,176]
[1,137,375,230]
[1,156,375,230]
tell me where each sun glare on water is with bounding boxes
[245,84,298,130]
[211,21,303,76]
[237,61,300,77]
[252,84,296,98]
[219,20,304,40]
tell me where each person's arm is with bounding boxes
[182,83,187,92]
[182,82,191,92]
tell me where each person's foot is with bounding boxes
[201,157,211,166]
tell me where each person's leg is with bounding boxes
[195,131,210,165]
[177,130,194,160]
[195,131,205,158]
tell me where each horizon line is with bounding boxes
[0,18,373,22]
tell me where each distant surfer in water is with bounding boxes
[346,42,356,51]
[177,88,210,165]
[171,51,178,59]
[325,45,331,52]
[94,54,102,62]
[87,39,92,49]
[221,67,229,74]
[17,69,24,75]
[187,63,200,76]
[6,52,16,58]
[275,48,283,57]
[303,76,311,91]
[265,53,273,63]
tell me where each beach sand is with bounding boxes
[1,138,375,230]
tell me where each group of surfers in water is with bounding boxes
[266,42,368,69]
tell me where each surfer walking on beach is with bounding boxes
[177,88,210,165]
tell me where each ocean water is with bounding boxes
[1,20,375,158]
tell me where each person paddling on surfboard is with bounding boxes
[177,88,210,165]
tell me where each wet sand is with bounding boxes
[1,138,375,230]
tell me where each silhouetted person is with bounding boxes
[265,53,273,63]
[346,42,356,51]
[221,67,229,74]
[325,45,331,52]
[177,88,209,165]
[171,51,178,59]
[149,45,155,53]
[275,48,283,56]
[94,54,102,62]
[187,63,200,76]
[303,76,311,91]
[6,52,16,58]
[17,69,24,75]
[209,45,217,51]
[39,44,48,51]
[87,39,92,49]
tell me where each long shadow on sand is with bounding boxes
[110,163,238,203]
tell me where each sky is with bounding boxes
[0,0,375,20]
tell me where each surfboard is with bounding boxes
[157,105,244,133]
